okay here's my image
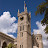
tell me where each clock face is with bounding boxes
[20,17,24,21]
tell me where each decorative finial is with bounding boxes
[24,1,27,12]
[24,1,25,11]
[26,7,27,12]
[29,12,31,15]
[29,12,31,18]
[18,9,20,14]
[24,1,25,4]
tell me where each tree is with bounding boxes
[6,43,16,48]
[35,0,48,34]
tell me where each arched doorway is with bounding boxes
[2,42,7,48]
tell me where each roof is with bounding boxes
[0,32,15,41]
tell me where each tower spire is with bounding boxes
[24,1,25,11]
[18,9,20,14]
[24,1,27,11]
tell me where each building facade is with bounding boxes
[0,1,43,48]
[0,32,14,48]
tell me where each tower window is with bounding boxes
[28,25,30,27]
[23,25,24,30]
[20,33,21,37]
[20,33,23,37]
[20,26,21,31]
[20,25,24,31]
[37,38,38,39]
[22,45,23,48]
[20,45,21,48]
[22,33,23,37]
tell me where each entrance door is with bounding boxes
[2,42,7,48]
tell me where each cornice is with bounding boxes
[0,32,14,41]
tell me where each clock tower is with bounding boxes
[17,1,32,48]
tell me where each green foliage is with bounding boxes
[35,0,48,34]
[6,43,16,48]
[44,26,48,34]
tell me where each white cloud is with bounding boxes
[33,21,48,48]
[0,12,18,38]
[8,34,15,38]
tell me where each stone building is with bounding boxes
[0,1,43,48]
[0,32,14,48]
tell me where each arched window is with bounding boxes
[20,26,21,31]
[22,45,23,48]
[2,42,7,48]
[20,45,21,48]
[20,45,23,48]
[23,25,24,30]
[20,33,23,37]
[20,23,24,31]
[16,44,17,48]
[22,33,23,37]
[28,25,30,28]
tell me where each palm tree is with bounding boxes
[35,0,48,34]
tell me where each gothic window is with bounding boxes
[20,25,24,31]
[20,33,21,37]
[22,45,23,48]
[20,45,21,48]
[28,25,30,27]
[37,38,38,40]
[20,26,21,31]
[16,44,17,48]
[2,42,7,48]
[21,25,24,30]
[20,33,23,37]
[22,33,23,37]
[23,25,24,30]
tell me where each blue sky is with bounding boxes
[0,0,48,48]
[0,0,45,37]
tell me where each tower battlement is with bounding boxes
[17,1,43,48]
